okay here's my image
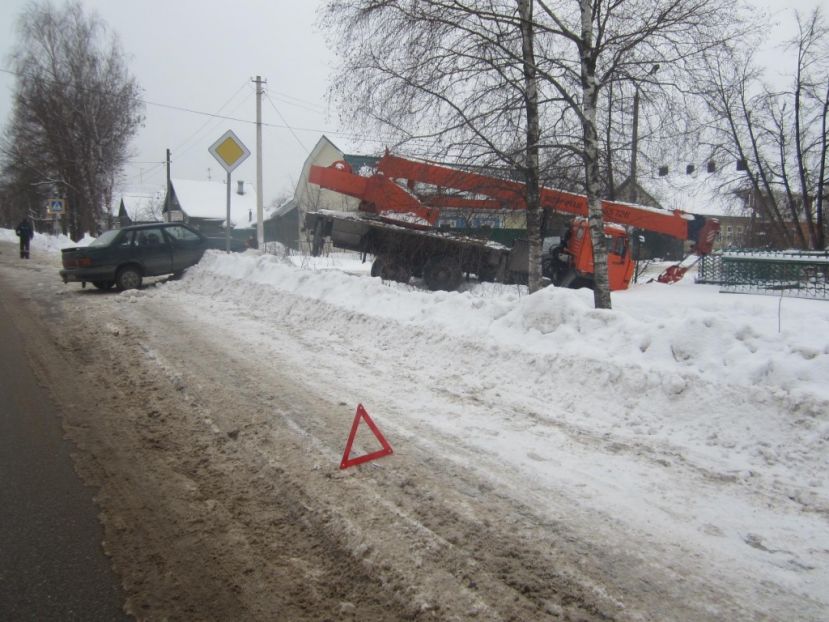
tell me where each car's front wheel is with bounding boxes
[116,266,142,291]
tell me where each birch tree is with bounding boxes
[1,1,143,240]
[699,7,828,250]
[323,0,749,308]
[324,1,550,291]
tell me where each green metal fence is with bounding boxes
[697,250,829,300]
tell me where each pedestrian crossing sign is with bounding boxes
[47,198,65,213]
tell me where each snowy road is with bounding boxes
[1,236,827,621]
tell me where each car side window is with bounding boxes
[135,228,166,247]
[164,226,201,242]
[119,231,134,247]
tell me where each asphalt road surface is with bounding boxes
[0,249,129,621]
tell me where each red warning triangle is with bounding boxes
[339,404,394,469]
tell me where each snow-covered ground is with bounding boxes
[7,227,828,617]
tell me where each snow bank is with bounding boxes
[184,249,829,404]
[0,227,91,252]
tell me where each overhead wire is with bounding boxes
[1,63,447,181]
[266,89,326,114]
[264,90,310,154]
[121,80,253,185]
[170,79,252,154]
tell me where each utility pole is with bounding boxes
[165,148,172,221]
[629,65,658,205]
[253,75,267,248]
[630,89,640,204]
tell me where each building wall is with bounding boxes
[265,209,300,250]
[294,137,361,251]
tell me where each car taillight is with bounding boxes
[63,256,93,268]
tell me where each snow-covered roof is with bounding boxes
[171,178,259,229]
[271,198,297,218]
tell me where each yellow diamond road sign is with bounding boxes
[209,130,250,173]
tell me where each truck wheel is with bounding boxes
[373,256,411,284]
[311,219,324,257]
[477,263,497,283]
[383,261,411,284]
[92,280,114,290]
[557,268,583,289]
[116,266,142,291]
[423,256,462,291]
[371,257,383,277]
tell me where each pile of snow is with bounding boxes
[0,227,92,252]
[183,249,829,403]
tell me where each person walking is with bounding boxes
[15,217,34,259]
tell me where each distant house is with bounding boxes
[293,136,365,251]
[294,137,535,248]
[111,190,164,228]
[265,198,300,250]
[616,168,754,257]
[163,178,260,239]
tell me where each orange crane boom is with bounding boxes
[376,154,719,254]
[307,152,720,291]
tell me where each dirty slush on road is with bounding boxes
[1,245,615,621]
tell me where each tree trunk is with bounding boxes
[518,0,543,294]
[817,79,828,249]
[794,61,817,248]
[579,2,611,309]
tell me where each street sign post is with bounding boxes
[47,198,65,235]
[208,130,250,252]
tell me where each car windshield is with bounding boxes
[88,230,121,247]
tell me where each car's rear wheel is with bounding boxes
[116,266,142,291]
[91,280,114,290]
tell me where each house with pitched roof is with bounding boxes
[162,178,261,239]
[293,136,365,251]
[111,189,165,228]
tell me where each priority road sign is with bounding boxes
[208,130,250,173]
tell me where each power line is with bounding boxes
[264,91,309,154]
[1,63,408,144]
[169,84,253,156]
[141,97,336,134]
[1,64,443,178]
[267,90,327,114]
[121,81,254,185]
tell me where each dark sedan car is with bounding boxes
[60,223,210,290]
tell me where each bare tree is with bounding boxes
[324,1,549,290]
[529,0,752,307]
[323,0,750,308]
[1,1,143,240]
[699,7,828,250]
[792,8,828,249]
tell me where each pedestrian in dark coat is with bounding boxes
[15,217,34,259]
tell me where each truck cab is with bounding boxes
[546,219,634,291]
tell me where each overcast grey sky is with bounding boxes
[0,0,341,202]
[0,0,823,204]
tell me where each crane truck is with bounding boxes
[304,153,720,292]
